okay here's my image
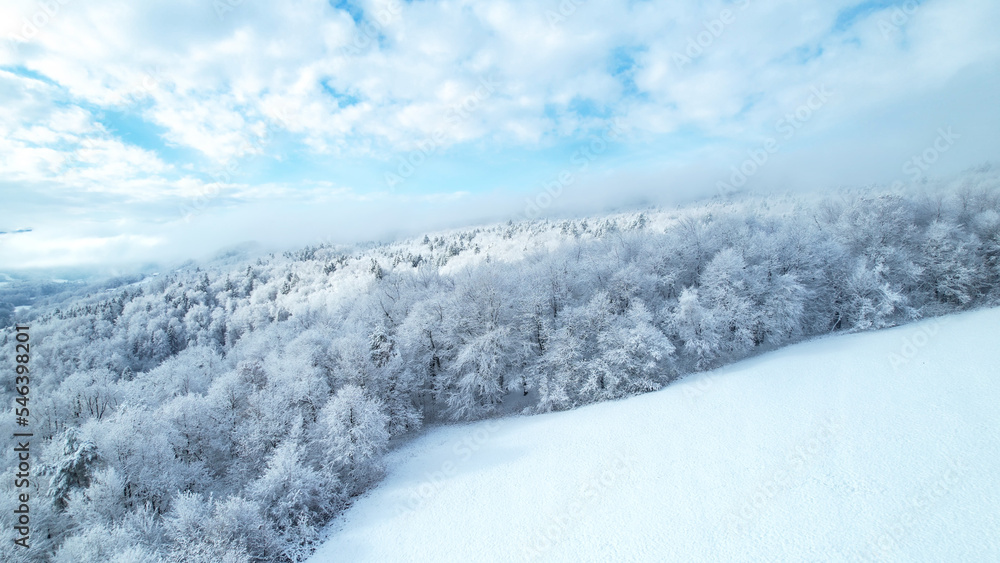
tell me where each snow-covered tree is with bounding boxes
[842,257,908,331]
[919,220,979,307]
[314,385,390,490]
[3,176,999,562]
[699,248,755,356]
[248,442,332,561]
[46,428,101,510]
[669,287,721,370]
[582,299,674,401]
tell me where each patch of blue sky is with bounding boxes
[321,82,361,107]
[96,109,204,167]
[451,132,643,195]
[330,142,583,196]
[238,147,336,185]
[793,43,825,64]
[391,148,545,195]
[609,46,644,99]
[832,0,915,33]
[329,0,363,24]
[99,110,165,151]
[1,65,58,85]
[568,97,610,120]
[609,46,638,77]
[540,102,622,143]
[624,126,715,162]
[767,42,825,68]
[734,92,764,120]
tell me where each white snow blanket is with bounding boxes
[311,308,1000,562]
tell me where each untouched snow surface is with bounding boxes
[310,308,1000,562]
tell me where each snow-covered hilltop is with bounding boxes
[2,173,1000,561]
[310,308,1000,563]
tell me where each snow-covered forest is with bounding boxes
[3,175,1000,562]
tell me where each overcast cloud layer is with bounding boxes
[1,0,999,270]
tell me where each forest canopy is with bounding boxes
[3,172,1000,562]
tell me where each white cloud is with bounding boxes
[1,0,999,269]
[5,0,998,160]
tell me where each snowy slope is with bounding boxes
[310,308,1000,563]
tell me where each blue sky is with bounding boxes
[1,0,999,270]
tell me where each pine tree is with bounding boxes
[47,428,101,510]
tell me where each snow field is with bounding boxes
[311,308,1000,562]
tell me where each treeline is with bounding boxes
[2,175,999,561]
